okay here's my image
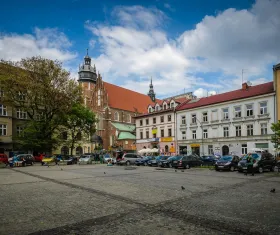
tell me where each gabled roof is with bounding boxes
[118,132,136,140]
[177,82,274,111]
[111,122,135,132]
[103,82,161,113]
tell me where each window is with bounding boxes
[16,126,23,136]
[168,128,172,137]
[153,133,156,138]
[17,91,26,101]
[114,112,119,121]
[163,104,167,110]
[223,108,229,119]
[168,115,171,122]
[208,145,213,155]
[140,131,143,139]
[223,127,229,137]
[128,114,131,123]
[140,120,143,126]
[77,132,82,140]
[62,132,68,140]
[16,109,27,119]
[146,130,149,138]
[146,119,149,125]
[261,123,267,135]
[0,104,7,116]
[192,130,196,139]
[247,124,253,136]
[155,106,159,111]
[203,112,208,122]
[170,102,174,108]
[97,90,101,106]
[242,144,247,155]
[236,126,241,137]
[260,102,267,115]
[160,116,164,123]
[203,129,208,139]
[234,106,241,118]
[0,124,7,136]
[211,110,218,121]
[181,116,186,124]
[182,131,186,140]
[246,104,253,116]
[161,129,164,137]
[153,117,156,124]
[149,107,152,113]
[192,114,196,124]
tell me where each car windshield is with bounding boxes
[242,154,261,160]
[155,156,163,160]
[220,156,233,161]
[104,156,110,159]
[81,156,89,159]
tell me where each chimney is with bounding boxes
[242,82,248,90]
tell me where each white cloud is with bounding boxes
[163,3,175,12]
[89,39,96,48]
[194,88,207,98]
[0,28,77,62]
[86,0,279,96]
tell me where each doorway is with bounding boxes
[192,147,200,156]
[165,145,169,153]
[222,145,229,156]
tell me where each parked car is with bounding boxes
[118,153,142,166]
[160,156,181,168]
[79,155,94,164]
[0,153,8,165]
[15,154,35,166]
[238,153,276,173]
[33,153,45,162]
[201,155,217,165]
[135,156,154,166]
[172,155,203,169]
[103,154,113,164]
[148,156,169,167]
[215,155,240,171]
[60,156,78,165]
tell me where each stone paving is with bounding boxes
[0,164,279,235]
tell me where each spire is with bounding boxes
[147,76,156,102]
[86,48,89,56]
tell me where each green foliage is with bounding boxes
[0,57,82,152]
[61,103,97,156]
[271,121,280,149]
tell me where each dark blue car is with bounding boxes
[159,156,182,168]
[148,156,169,167]
[201,155,217,166]
[135,156,154,166]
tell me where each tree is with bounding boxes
[61,103,97,156]
[271,121,280,150]
[0,57,82,152]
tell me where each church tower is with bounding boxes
[147,77,156,102]
[78,49,97,108]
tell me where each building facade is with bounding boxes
[135,97,192,154]
[273,63,280,121]
[176,82,276,157]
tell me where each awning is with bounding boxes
[111,122,135,132]
[118,132,136,140]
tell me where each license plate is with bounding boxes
[173,161,177,164]
[218,166,223,168]
[242,167,247,170]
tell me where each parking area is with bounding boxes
[1,164,280,235]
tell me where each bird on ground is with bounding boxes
[270,188,276,193]
[47,165,49,168]
[181,170,184,172]
[175,170,177,172]
[104,172,106,174]
[181,186,185,190]
[61,168,63,171]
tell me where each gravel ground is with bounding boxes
[0,164,279,235]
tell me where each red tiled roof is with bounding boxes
[103,82,161,113]
[174,97,189,103]
[176,82,274,111]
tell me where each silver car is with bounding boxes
[118,153,142,166]
[79,155,94,164]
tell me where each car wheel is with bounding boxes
[175,166,178,169]
[270,166,276,172]
[169,163,172,168]
[258,167,264,173]
[215,168,219,171]
[22,162,26,167]
[31,162,34,166]
[144,162,147,166]
[126,161,130,166]
[230,166,235,172]
[186,164,190,169]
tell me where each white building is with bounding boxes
[176,82,276,156]
[135,97,189,154]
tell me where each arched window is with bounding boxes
[97,90,101,106]
[114,112,119,121]
[148,108,152,113]
[61,146,69,155]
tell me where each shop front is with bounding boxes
[136,138,160,152]
[190,143,200,156]
[159,137,176,155]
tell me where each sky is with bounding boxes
[0,0,280,98]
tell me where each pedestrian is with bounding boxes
[245,153,255,176]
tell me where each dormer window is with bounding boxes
[148,107,152,113]
[170,102,174,108]
[163,104,167,110]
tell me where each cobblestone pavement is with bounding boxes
[0,164,279,235]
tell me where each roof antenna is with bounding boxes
[86,48,89,55]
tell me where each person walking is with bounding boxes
[245,153,255,176]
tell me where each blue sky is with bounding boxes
[1,0,280,98]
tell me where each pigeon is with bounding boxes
[181,186,185,190]
[175,170,177,172]
[47,165,49,168]
[181,170,184,172]
[61,168,63,171]
[270,188,276,193]
[104,172,106,174]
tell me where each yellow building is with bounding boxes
[273,63,280,121]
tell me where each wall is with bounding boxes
[274,66,280,120]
